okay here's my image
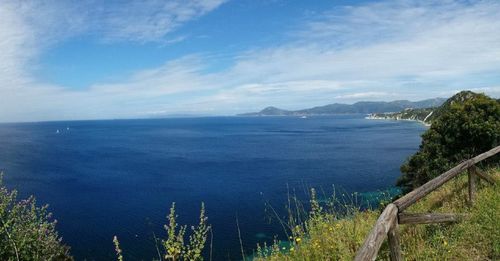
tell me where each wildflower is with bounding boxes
[295,237,302,243]
[290,247,295,251]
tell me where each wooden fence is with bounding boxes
[354,146,500,261]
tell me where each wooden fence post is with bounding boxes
[387,221,402,261]
[354,204,398,261]
[468,166,477,204]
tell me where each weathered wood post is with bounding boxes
[387,221,402,261]
[354,204,398,261]
[468,165,477,204]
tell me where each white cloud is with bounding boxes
[1,0,500,122]
[0,1,82,86]
[0,0,226,121]
[97,0,226,42]
[334,92,394,100]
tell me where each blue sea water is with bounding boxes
[0,115,425,260]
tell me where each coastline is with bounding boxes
[365,114,431,127]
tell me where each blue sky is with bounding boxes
[1,0,499,122]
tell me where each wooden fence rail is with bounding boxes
[354,146,500,261]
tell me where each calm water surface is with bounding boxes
[0,115,425,260]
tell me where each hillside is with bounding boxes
[367,91,494,125]
[367,108,435,125]
[255,168,499,260]
[239,98,446,116]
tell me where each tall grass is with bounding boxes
[253,186,393,260]
[255,167,499,260]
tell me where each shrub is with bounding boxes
[163,202,210,261]
[398,91,500,193]
[0,176,72,260]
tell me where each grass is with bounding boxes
[254,167,499,260]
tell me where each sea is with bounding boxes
[0,115,426,260]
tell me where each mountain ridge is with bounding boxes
[239,98,446,116]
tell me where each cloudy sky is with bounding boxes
[1,0,499,122]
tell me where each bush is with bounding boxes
[163,202,210,261]
[0,176,72,260]
[397,91,500,193]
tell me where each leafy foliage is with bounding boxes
[0,176,72,261]
[113,202,210,261]
[397,91,500,193]
[162,202,210,261]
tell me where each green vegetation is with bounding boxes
[255,168,499,260]
[254,188,382,260]
[0,176,72,261]
[161,202,210,261]
[398,91,500,193]
[114,202,211,261]
[397,169,499,260]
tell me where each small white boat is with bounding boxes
[56,129,60,134]
[300,115,307,119]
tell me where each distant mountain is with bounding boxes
[253,106,292,116]
[367,91,489,125]
[239,98,446,116]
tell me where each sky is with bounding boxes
[1,0,500,122]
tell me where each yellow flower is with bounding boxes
[290,247,295,251]
[295,237,302,243]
